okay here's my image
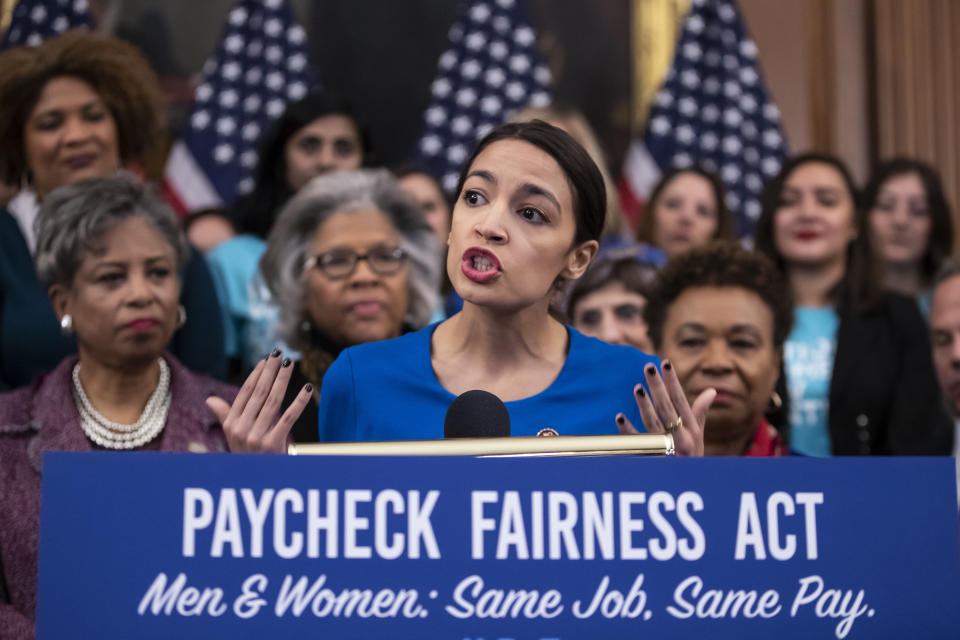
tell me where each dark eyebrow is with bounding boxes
[33,99,102,116]
[465,169,496,184]
[465,171,562,212]
[677,322,763,335]
[518,183,561,212]
[675,322,707,333]
[729,324,763,339]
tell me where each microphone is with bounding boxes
[443,390,511,439]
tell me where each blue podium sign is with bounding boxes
[38,453,959,639]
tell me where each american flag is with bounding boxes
[414,0,552,194]
[1,0,93,50]
[620,0,788,237]
[164,0,315,215]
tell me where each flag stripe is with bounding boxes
[622,142,662,201]
[164,142,224,214]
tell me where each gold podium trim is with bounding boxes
[288,434,674,457]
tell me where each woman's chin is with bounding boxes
[97,348,164,371]
[704,408,756,437]
[342,324,400,347]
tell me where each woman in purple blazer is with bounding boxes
[0,175,237,639]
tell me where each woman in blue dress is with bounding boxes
[209,121,715,456]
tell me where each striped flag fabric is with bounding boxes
[414,0,552,194]
[164,0,315,215]
[620,0,788,237]
[1,0,93,50]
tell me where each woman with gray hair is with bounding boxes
[0,174,238,637]
[254,168,442,441]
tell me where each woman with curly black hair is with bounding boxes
[644,242,792,456]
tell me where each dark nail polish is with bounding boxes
[636,386,645,398]
[271,348,282,358]
[663,361,672,371]
[282,357,291,368]
[616,414,625,425]
[305,384,313,393]
[645,365,656,376]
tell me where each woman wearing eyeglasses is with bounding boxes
[256,169,441,441]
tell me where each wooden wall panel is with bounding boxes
[805,0,835,153]
[871,0,960,252]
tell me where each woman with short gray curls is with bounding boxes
[0,174,241,638]
[248,168,442,442]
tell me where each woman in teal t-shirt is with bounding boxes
[755,153,952,456]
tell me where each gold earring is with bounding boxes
[769,391,783,410]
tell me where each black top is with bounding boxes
[777,292,953,455]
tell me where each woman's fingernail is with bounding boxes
[304,383,313,393]
[282,357,291,368]
[663,361,672,371]
[636,386,645,398]
[645,365,656,376]
[271,348,282,358]
[616,414,625,425]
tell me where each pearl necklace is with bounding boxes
[72,358,171,450]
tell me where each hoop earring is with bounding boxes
[60,314,73,335]
[177,305,187,329]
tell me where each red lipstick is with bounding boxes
[126,318,159,332]
[63,153,98,170]
[461,247,502,283]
